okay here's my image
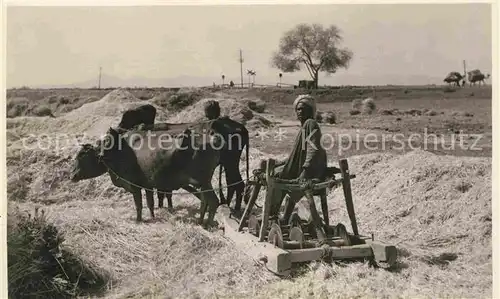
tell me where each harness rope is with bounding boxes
[101,159,253,196]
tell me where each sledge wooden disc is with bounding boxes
[289,227,305,248]
[288,212,302,229]
[267,223,284,249]
[335,223,352,246]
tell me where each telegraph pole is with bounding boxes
[463,60,467,83]
[239,49,244,88]
[98,66,102,89]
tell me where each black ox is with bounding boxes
[115,104,250,212]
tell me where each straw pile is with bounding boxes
[260,149,491,298]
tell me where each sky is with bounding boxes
[6,3,493,88]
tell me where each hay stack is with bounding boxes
[330,150,491,278]
[361,97,376,114]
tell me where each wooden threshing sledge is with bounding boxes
[219,158,398,276]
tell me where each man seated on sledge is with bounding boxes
[270,95,328,234]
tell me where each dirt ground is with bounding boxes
[250,86,492,159]
[5,85,493,298]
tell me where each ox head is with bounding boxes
[70,143,107,182]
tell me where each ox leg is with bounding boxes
[233,180,245,212]
[132,190,143,222]
[157,191,164,208]
[201,188,219,227]
[218,166,227,205]
[226,185,235,207]
[206,189,220,226]
[225,166,245,211]
[166,192,173,210]
[145,190,155,219]
[226,180,245,211]
[198,192,208,225]
[158,190,173,210]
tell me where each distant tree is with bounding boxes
[279,73,283,87]
[271,23,353,88]
[222,74,225,86]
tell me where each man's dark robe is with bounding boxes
[277,118,327,180]
[271,118,328,216]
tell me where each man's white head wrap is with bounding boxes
[293,94,317,116]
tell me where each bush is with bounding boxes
[152,91,200,111]
[405,109,422,116]
[58,97,71,105]
[167,92,200,111]
[323,111,336,124]
[361,97,376,115]
[246,99,266,113]
[317,111,336,124]
[6,97,30,118]
[424,110,438,116]
[7,208,109,299]
[315,112,323,122]
[351,98,362,110]
[7,173,31,202]
[32,105,55,117]
[240,107,254,120]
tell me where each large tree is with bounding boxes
[271,23,353,88]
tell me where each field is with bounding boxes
[5,85,492,298]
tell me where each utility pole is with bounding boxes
[98,66,102,89]
[463,60,467,83]
[239,49,244,88]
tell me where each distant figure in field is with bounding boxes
[229,80,235,88]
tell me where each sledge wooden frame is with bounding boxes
[220,158,398,276]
